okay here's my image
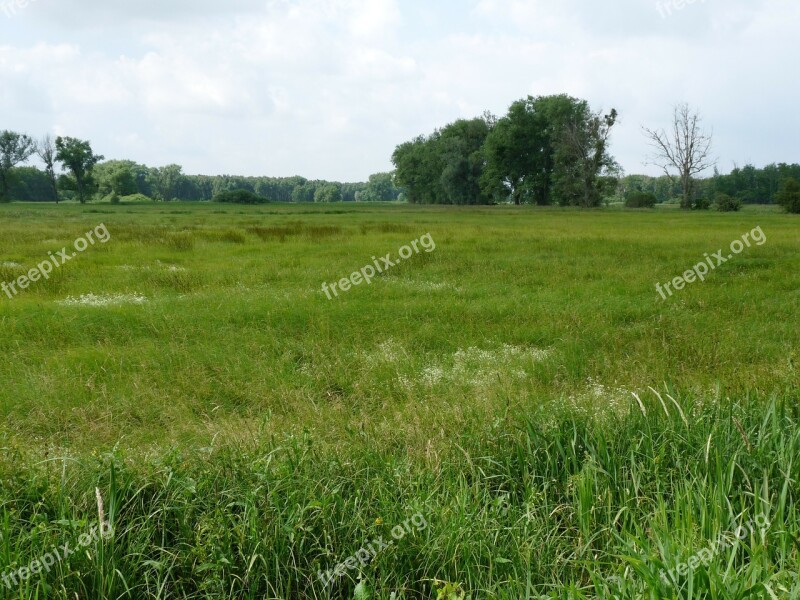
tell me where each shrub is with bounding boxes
[120,193,154,204]
[625,192,657,208]
[714,193,743,212]
[212,190,268,205]
[776,178,800,214]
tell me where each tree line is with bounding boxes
[391,97,799,212]
[618,163,800,207]
[0,132,402,204]
[3,96,800,213]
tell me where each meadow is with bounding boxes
[0,202,798,599]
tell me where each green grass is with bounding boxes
[0,202,798,599]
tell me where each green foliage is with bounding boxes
[620,174,680,203]
[4,166,54,201]
[712,162,800,204]
[212,189,269,204]
[119,193,154,204]
[692,194,712,210]
[551,107,619,207]
[775,177,800,213]
[0,130,36,201]
[55,136,104,203]
[625,191,657,208]
[393,96,618,206]
[482,95,619,206]
[94,160,143,198]
[151,164,185,202]
[357,172,401,202]
[393,117,492,205]
[314,183,343,203]
[714,192,743,212]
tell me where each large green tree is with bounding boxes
[481,95,590,205]
[0,130,36,201]
[552,107,619,207]
[150,164,185,202]
[357,172,400,202]
[94,160,140,198]
[392,116,493,205]
[55,137,104,203]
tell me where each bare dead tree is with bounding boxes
[37,134,60,203]
[643,103,715,209]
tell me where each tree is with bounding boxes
[291,181,317,202]
[150,164,185,202]
[393,135,445,204]
[0,130,35,201]
[94,160,140,198]
[392,116,493,205]
[775,178,800,214]
[552,107,619,207]
[644,104,715,209]
[360,172,399,202]
[5,167,54,201]
[55,137,104,203]
[481,95,588,205]
[438,118,492,204]
[314,184,342,203]
[36,135,59,203]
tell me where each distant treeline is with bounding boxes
[620,163,800,205]
[4,161,403,203]
[2,124,799,208]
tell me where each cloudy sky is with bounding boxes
[1,0,798,182]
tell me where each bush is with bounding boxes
[212,190,268,205]
[625,192,657,208]
[120,193,154,204]
[776,178,800,214]
[714,193,743,212]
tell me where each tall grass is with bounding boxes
[0,203,797,598]
[0,391,798,598]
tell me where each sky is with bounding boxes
[1,0,799,182]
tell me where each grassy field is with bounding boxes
[0,202,798,599]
